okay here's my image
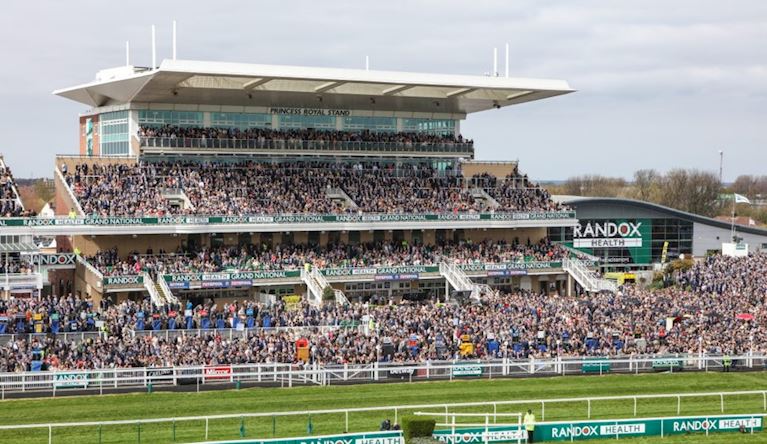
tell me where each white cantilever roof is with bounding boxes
[54,59,574,114]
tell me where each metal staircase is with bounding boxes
[469,187,500,210]
[311,267,350,305]
[301,268,324,306]
[325,187,359,211]
[562,258,618,293]
[142,272,166,306]
[439,262,486,301]
[156,275,179,305]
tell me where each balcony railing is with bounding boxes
[140,137,474,155]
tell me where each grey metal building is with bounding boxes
[549,197,767,269]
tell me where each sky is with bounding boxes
[0,0,764,181]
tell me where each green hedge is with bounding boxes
[402,416,436,443]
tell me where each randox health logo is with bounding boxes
[550,425,599,438]
[573,221,642,238]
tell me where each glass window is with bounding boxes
[342,116,396,132]
[210,112,271,129]
[401,118,456,135]
[278,114,335,130]
[100,111,130,156]
[138,110,203,127]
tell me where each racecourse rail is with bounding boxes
[0,354,764,398]
[0,390,766,444]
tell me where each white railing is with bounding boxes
[301,269,324,306]
[561,244,600,263]
[469,187,500,209]
[439,262,474,291]
[0,354,760,398]
[563,258,618,293]
[325,187,359,210]
[334,289,350,305]
[54,166,84,216]
[1,272,42,291]
[0,157,25,213]
[157,274,179,305]
[416,411,525,444]
[0,400,763,444]
[141,272,164,306]
[440,262,486,300]
[310,267,350,305]
[562,257,596,290]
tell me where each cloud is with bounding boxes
[0,0,764,180]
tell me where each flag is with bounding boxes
[734,193,751,204]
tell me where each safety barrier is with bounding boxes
[0,354,763,398]
[0,391,765,444]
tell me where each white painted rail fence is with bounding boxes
[0,390,766,444]
[0,354,764,398]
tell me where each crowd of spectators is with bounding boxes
[0,162,34,217]
[138,125,472,147]
[63,161,566,217]
[471,173,564,212]
[1,253,766,372]
[1,258,34,274]
[86,238,569,276]
[678,254,767,303]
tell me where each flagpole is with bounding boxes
[731,195,736,243]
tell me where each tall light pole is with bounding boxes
[718,150,723,184]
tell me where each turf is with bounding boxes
[1,372,767,443]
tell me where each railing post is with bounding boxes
[677,395,681,415]
[587,399,591,418]
[633,397,637,416]
[205,417,209,440]
[48,424,52,444]
[541,401,545,421]
[720,393,724,413]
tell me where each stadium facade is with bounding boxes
[7,58,761,303]
[1,59,605,302]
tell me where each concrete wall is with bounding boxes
[693,222,767,256]
[461,161,518,179]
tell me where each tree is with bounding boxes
[563,175,626,197]
[633,169,660,202]
[322,286,335,303]
[732,175,767,199]
[659,169,721,217]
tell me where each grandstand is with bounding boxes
[1,57,765,388]
[31,58,597,307]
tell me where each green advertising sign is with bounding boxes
[54,372,89,389]
[197,431,403,444]
[651,358,684,370]
[451,363,483,377]
[567,218,652,265]
[102,275,144,287]
[581,357,611,374]
[0,211,576,227]
[101,260,566,291]
[164,270,300,283]
[433,426,527,443]
[430,414,763,443]
[536,414,763,441]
